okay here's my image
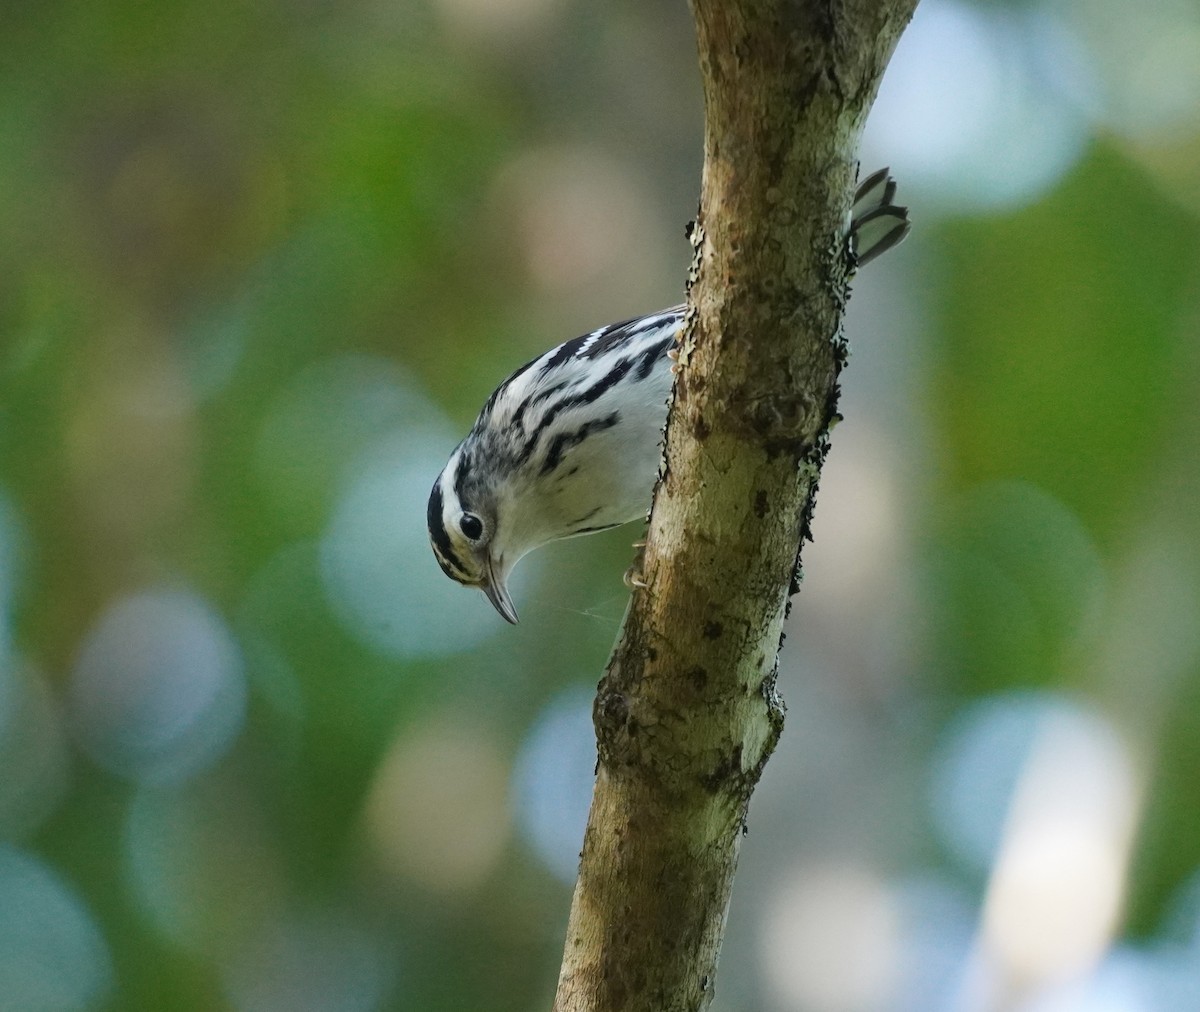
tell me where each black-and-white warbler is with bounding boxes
[429,168,909,623]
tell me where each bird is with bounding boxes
[428,168,909,623]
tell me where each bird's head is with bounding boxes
[427,451,520,624]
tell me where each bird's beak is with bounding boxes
[482,557,519,624]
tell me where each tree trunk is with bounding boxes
[553,1,918,1009]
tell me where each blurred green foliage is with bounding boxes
[2,0,1200,1009]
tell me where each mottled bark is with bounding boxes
[553,2,918,1010]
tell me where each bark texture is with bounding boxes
[553,2,918,1010]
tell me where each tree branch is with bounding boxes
[553,2,918,1009]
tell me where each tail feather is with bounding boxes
[850,166,910,268]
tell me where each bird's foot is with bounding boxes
[624,540,649,588]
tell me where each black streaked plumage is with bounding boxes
[426,168,910,623]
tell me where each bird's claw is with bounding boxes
[625,539,649,589]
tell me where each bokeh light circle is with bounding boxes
[929,691,1071,873]
[511,686,596,882]
[864,0,1091,211]
[68,587,247,785]
[0,845,113,1009]
[319,431,503,658]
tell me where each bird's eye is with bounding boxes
[459,513,484,541]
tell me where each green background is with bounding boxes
[2,0,1198,1009]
